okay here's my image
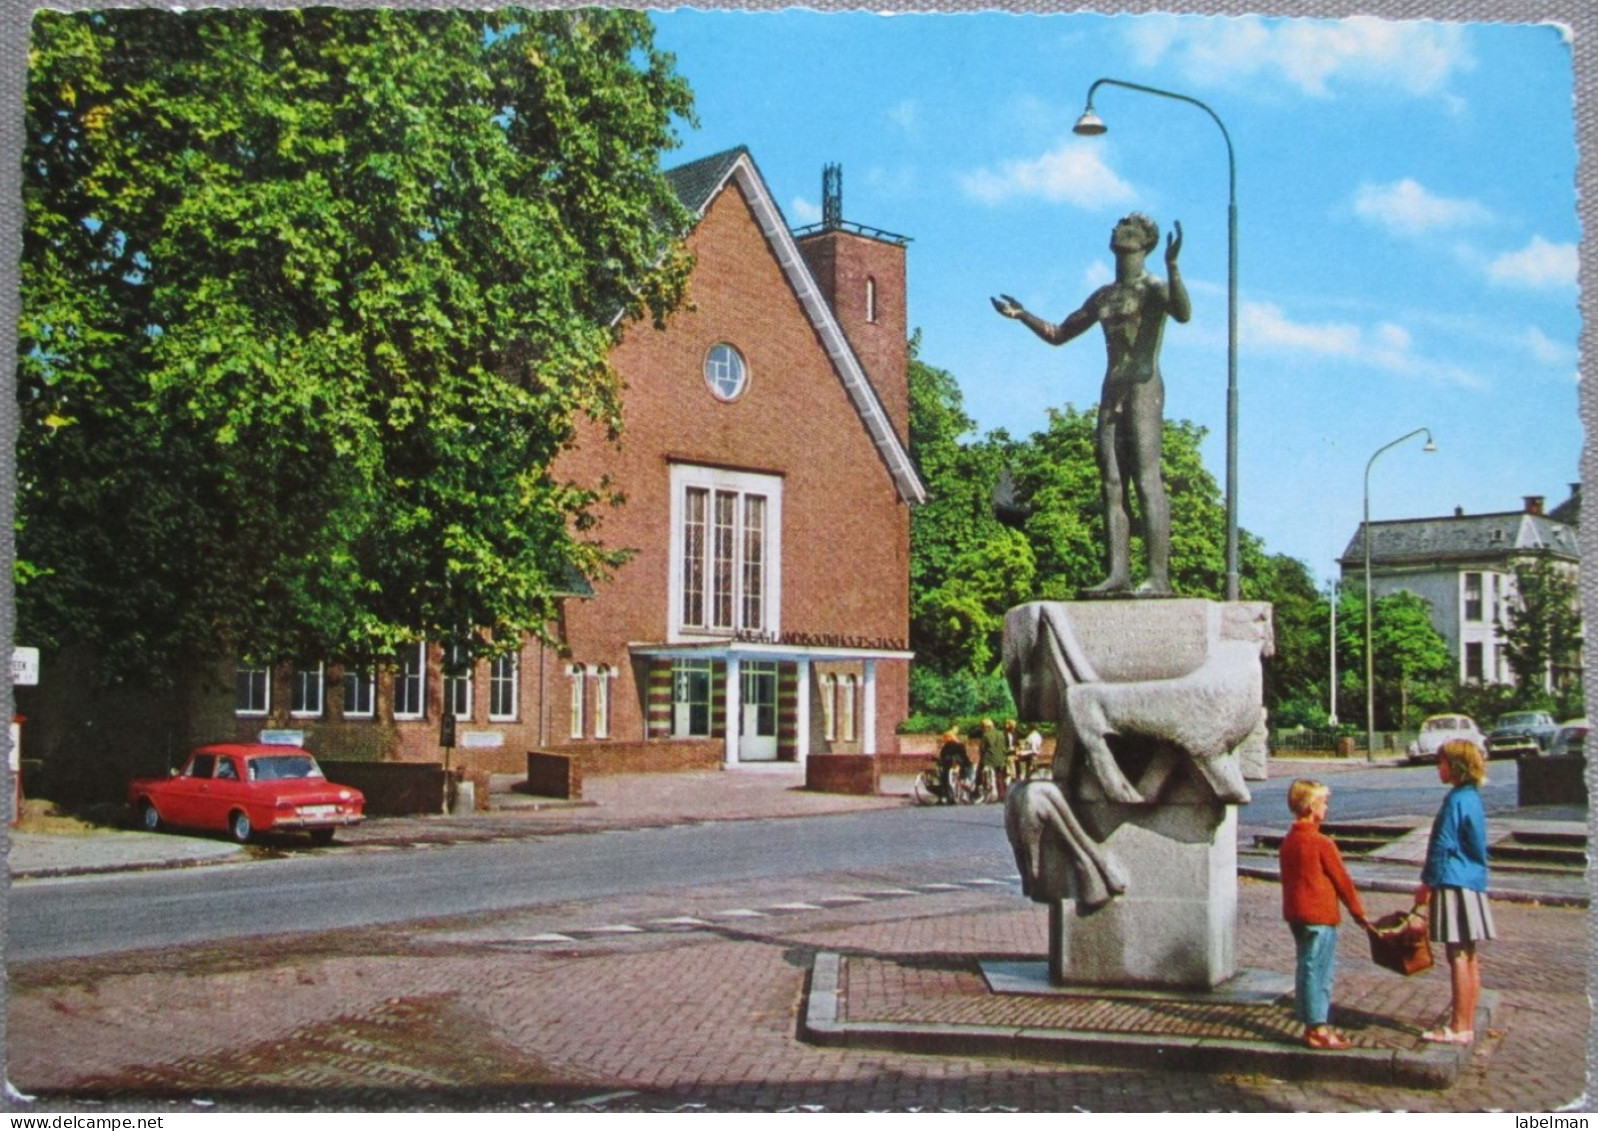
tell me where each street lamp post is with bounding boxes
[1363,427,1437,761]
[1328,577,1338,727]
[1074,77,1239,602]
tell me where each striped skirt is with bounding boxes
[1429,886,1497,944]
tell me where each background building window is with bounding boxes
[445,644,473,721]
[569,664,586,739]
[394,641,425,720]
[703,342,748,401]
[672,464,781,639]
[1465,641,1485,682]
[593,664,612,739]
[290,664,324,718]
[1464,572,1484,622]
[343,668,376,719]
[489,653,519,721]
[866,276,878,323]
[235,665,269,717]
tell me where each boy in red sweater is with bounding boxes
[1280,779,1370,1050]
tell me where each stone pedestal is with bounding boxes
[1049,792,1236,989]
[1002,597,1272,994]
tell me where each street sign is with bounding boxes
[11,648,39,687]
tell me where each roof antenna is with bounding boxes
[822,163,842,229]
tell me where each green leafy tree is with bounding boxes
[1497,557,1583,703]
[1336,585,1452,728]
[1244,554,1330,727]
[20,8,696,684]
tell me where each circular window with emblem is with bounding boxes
[703,343,749,401]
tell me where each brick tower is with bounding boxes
[794,165,912,446]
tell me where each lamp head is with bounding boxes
[1073,107,1107,136]
[1423,439,1437,453]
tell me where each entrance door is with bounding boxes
[738,662,779,761]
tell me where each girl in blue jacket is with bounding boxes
[1414,738,1496,1045]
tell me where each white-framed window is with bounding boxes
[840,674,857,742]
[569,663,586,739]
[343,668,376,719]
[290,664,325,718]
[866,276,878,323]
[703,342,749,401]
[671,659,713,738]
[593,664,612,739]
[445,644,473,721]
[1464,572,1484,622]
[669,464,782,640]
[819,674,837,742]
[489,652,519,722]
[235,664,270,717]
[394,641,426,720]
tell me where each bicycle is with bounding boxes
[912,760,976,806]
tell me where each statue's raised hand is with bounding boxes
[991,294,1024,319]
[1165,220,1183,268]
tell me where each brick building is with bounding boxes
[221,147,925,774]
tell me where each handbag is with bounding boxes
[1367,910,1433,976]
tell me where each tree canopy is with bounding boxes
[1498,556,1583,702]
[20,7,696,682]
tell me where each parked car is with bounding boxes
[128,743,365,845]
[1406,714,1486,764]
[1485,710,1559,759]
[1547,718,1588,758]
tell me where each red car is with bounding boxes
[128,743,365,845]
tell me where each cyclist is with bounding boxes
[936,728,971,805]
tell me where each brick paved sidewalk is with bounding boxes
[7,871,1588,1112]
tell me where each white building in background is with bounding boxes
[1337,490,1581,689]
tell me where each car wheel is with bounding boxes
[229,810,252,844]
[138,801,161,833]
[309,828,335,847]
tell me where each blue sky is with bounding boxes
[649,10,1583,587]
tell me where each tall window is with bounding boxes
[819,674,837,742]
[445,644,473,721]
[569,664,586,739]
[671,465,781,639]
[1465,642,1485,682]
[343,668,376,719]
[291,664,324,718]
[235,665,269,717]
[593,664,612,739]
[1464,572,1484,622]
[866,276,878,323]
[489,653,519,722]
[394,641,425,720]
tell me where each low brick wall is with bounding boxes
[1517,754,1587,807]
[320,759,446,817]
[805,754,880,795]
[448,747,531,776]
[527,751,583,800]
[567,740,726,775]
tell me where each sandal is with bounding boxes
[1305,1029,1353,1050]
[1421,1027,1474,1045]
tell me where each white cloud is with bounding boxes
[960,141,1135,208]
[1352,179,1492,237]
[886,98,919,134]
[1522,326,1577,367]
[789,196,822,226]
[1242,300,1483,386]
[1488,236,1578,289]
[1083,260,1113,289]
[1126,14,1473,98]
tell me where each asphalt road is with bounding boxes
[6,803,1013,963]
[4,758,1527,964]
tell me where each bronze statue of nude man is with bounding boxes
[993,213,1189,597]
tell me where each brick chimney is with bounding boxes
[794,165,911,447]
[1524,495,1545,515]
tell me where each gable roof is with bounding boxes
[661,147,927,506]
[1339,510,1580,568]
